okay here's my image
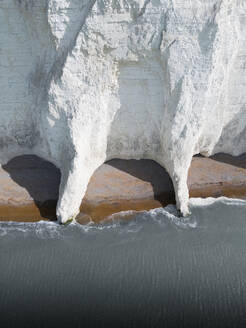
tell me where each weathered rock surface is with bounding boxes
[0,154,245,223]
[0,1,246,222]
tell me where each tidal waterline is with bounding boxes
[1,198,246,328]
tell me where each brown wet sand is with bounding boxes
[0,153,245,223]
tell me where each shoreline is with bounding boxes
[0,153,245,224]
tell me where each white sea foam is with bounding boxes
[0,197,246,238]
[189,196,246,208]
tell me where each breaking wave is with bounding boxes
[0,197,246,239]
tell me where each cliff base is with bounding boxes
[0,154,245,224]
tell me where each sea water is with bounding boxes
[1,197,246,328]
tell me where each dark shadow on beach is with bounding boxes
[210,152,246,169]
[194,152,246,169]
[2,155,61,221]
[107,158,175,207]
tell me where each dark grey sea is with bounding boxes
[1,198,246,328]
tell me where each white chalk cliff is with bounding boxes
[0,0,245,223]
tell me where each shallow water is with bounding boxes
[1,197,246,328]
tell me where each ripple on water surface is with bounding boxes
[1,197,246,328]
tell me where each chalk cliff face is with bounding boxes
[0,0,245,223]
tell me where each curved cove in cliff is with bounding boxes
[0,0,246,223]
